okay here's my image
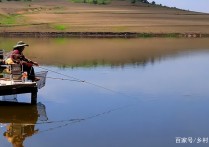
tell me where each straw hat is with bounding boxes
[13,41,29,49]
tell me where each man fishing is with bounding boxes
[9,41,39,82]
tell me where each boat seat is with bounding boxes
[0,49,5,78]
[0,64,23,81]
[0,50,23,81]
[0,49,3,60]
[0,49,5,65]
[10,64,23,81]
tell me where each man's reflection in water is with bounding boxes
[3,123,38,147]
[0,102,47,147]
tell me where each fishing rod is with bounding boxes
[37,66,84,82]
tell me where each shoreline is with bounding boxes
[0,32,209,38]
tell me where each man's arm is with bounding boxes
[22,55,39,66]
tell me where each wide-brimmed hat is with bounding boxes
[13,41,29,49]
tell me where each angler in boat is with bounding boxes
[0,42,48,104]
[5,41,39,82]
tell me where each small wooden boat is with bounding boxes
[0,49,47,104]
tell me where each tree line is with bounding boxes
[131,0,156,5]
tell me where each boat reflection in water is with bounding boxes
[0,100,48,147]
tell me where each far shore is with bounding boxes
[0,0,209,37]
[0,32,209,38]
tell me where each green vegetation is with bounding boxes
[69,0,111,5]
[0,14,23,25]
[163,33,180,38]
[52,24,68,31]
[131,0,149,4]
[137,33,153,38]
[131,0,158,5]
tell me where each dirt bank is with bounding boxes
[0,32,209,38]
[0,0,209,35]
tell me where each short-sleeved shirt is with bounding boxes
[10,49,27,64]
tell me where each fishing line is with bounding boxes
[37,66,84,82]
[36,66,139,100]
[32,66,158,134]
[35,104,134,134]
[38,76,84,82]
[23,119,85,126]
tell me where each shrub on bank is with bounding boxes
[52,25,67,31]
[0,15,19,25]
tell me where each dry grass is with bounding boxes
[0,0,209,33]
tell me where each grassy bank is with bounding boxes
[0,0,209,34]
[0,14,24,25]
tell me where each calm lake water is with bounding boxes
[1,38,209,147]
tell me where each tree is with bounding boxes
[131,0,136,4]
[138,0,149,4]
[151,1,155,5]
[93,0,97,4]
